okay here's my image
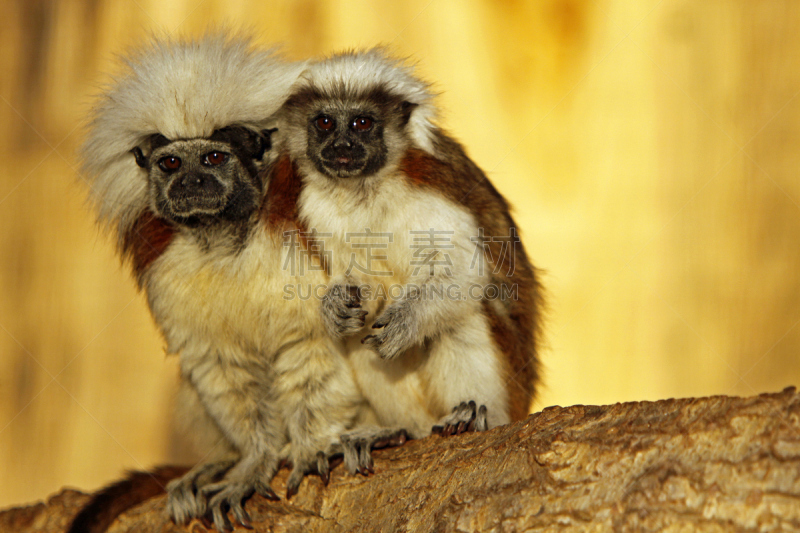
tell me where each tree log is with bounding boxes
[4,388,800,532]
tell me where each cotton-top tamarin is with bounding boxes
[70,35,373,532]
[274,49,543,451]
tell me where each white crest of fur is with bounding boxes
[82,33,306,244]
[298,48,437,153]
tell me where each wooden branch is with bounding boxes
[5,388,800,532]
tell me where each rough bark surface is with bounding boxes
[4,388,800,532]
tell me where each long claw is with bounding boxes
[477,405,488,431]
[359,441,372,474]
[167,459,236,525]
[317,451,331,486]
[286,467,303,500]
[211,503,233,532]
[434,401,490,436]
[340,428,410,476]
[231,503,252,529]
[254,481,279,501]
[195,492,208,518]
[394,431,408,446]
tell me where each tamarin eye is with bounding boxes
[316,115,335,131]
[158,156,182,171]
[202,152,229,166]
[352,117,373,131]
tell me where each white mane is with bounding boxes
[82,33,306,243]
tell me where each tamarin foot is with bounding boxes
[432,401,488,436]
[166,459,236,526]
[196,464,279,531]
[340,427,410,475]
[285,443,346,499]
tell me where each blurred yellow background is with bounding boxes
[2,0,799,510]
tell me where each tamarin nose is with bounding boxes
[176,173,220,195]
[183,174,202,187]
[333,138,353,150]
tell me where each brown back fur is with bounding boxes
[400,130,543,420]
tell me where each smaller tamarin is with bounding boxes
[275,50,543,450]
[71,35,375,532]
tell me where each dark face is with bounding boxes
[306,107,388,178]
[132,127,271,227]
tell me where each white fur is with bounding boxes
[280,50,512,436]
[145,227,364,455]
[297,168,510,437]
[149,222,370,525]
[82,33,307,245]
[80,35,375,525]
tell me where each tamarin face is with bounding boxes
[292,89,417,179]
[132,126,271,226]
[306,105,388,178]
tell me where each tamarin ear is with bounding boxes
[401,101,418,125]
[132,133,172,170]
[131,146,149,169]
[258,128,279,160]
[261,128,278,147]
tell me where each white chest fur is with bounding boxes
[144,227,327,367]
[299,172,487,296]
[298,170,509,434]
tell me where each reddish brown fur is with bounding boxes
[261,155,330,273]
[122,212,176,284]
[482,300,533,421]
[67,466,189,533]
[263,154,303,230]
[401,131,543,420]
[399,149,435,188]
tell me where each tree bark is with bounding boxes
[5,388,800,532]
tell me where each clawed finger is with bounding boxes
[434,401,489,437]
[361,334,379,346]
[230,501,253,529]
[253,481,279,501]
[210,501,233,532]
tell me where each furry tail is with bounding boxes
[67,466,189,533]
